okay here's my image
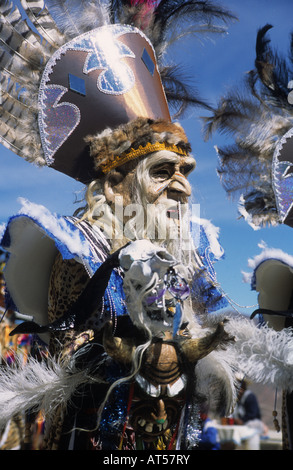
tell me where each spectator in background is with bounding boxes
[234,378,261,425]
[233,376,268,449]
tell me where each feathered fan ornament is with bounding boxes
[203,24,293,229]
[0,0,236,182]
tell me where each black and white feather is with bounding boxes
[203,24,293,229]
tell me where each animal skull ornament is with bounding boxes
[118,240,190,333]
[118,240,177,286]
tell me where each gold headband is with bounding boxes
[100,141,188,174]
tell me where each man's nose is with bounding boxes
[167,172,192,198]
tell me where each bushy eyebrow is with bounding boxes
[150,156,195,173]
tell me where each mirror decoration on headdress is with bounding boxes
[38,24,170,182]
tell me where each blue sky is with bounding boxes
[0,0,293,316]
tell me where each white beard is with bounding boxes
[87,191,197,271]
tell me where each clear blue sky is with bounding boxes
[0,0,292,316]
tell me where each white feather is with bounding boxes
[223,315,293,391]
[0,357,75,430]
[47,0,110,39]
[195,349,236,415]
[0,350,107,431]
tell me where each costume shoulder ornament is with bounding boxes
[203,24,293,229]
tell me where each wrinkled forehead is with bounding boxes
[145,150,196,172]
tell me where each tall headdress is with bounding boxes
[203,24,293,229]
[0,0,235,183]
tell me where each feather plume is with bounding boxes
[152,0,236,49]
[0,351,107,431]
[0,7,45,69]
[44,0,111,39]
[195,349,236,416]
[0,105,43,163]
[1,91,30,120]
[200,312,293,413]
[224,315,293,392]
[195,311,293,413]
[112,0,236,115]
[161,64,213,117]
[2,1,50,65]
[0,50,40,88]
[203,24,293,228]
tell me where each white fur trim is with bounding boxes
[17,198,91,259]
[192,216,224,259]
[242,242,293,285]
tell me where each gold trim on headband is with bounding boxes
[100,142,188,174]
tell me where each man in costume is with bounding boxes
[3,1,293,452]
[0,0,239,450]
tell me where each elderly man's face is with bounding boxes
[102,151,196,242]
[104,152,195,206]
[146,154,195,207]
